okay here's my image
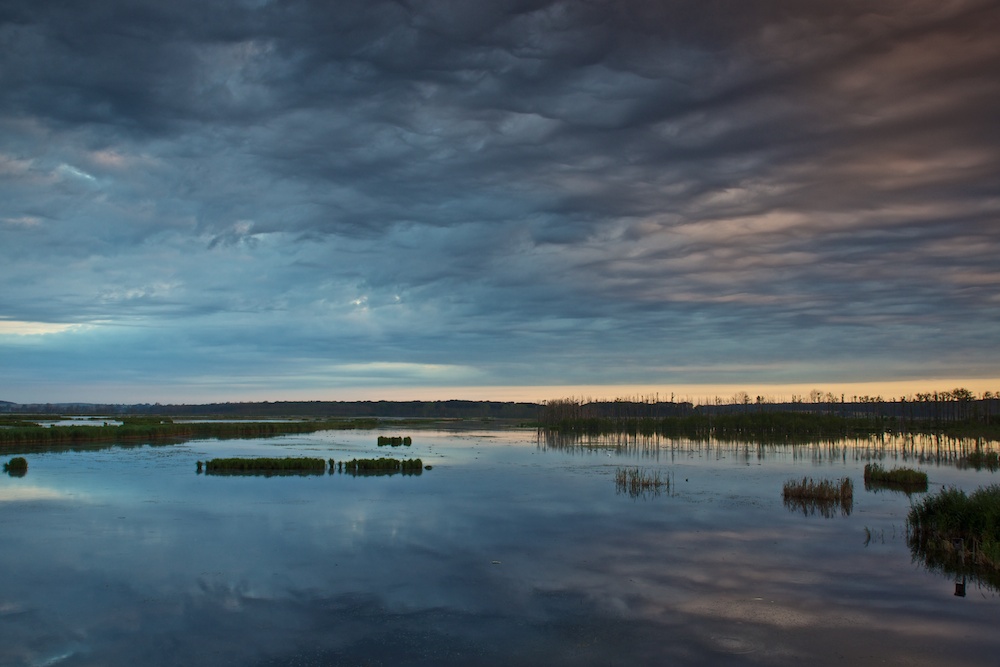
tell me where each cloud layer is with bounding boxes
[2,0,999,401]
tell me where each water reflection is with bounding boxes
[864,479,928,495]
[908,533,1000,594]
[0,485,68,502]
[339,468,423,477]
[2,428,999,666]
[783,496,852,518]
[203,469,327,477]
[538,430,1000,470]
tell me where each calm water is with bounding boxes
[1,428,998,666]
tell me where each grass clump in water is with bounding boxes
[377,436,412,447]
[204,457,326,474]
[615,467,668,498]
[340,457,424,475]
[783,477,853,517]
[864,463,928,493]
[907,485,1000,582]
[3,456,27,476]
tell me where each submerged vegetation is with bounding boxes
[3,456,27,476]
[377,435,412,447]
[783,477,854,517]
[0,417,379,449]
[202,457,326,473]
[614,467,668,498]
[863,463,928,493]
[907,485,1000,591]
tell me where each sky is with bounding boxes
[2,0,999,405]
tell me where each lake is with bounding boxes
[1,427,998,666]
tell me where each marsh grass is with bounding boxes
[3,456,27,476]
[377,436,412,447]
[340,457,424,475]
[907,485,1000,588]
[783,477,853,517]
[204,457,326,474]
[0,418,378,449]
[615,467,668,498]
[863,463,928,493]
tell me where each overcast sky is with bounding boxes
[2,0,999,404]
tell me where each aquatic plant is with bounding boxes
[204,457,327,473]
[863,463,928,493]
[783,477,853,517]
[340,457,424,474]
[377,436,412,447]
[614,467,668,498]
[907,485,1000,577]
[783,476,853,501]
[3,456,27,476]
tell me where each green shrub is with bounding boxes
[3,456,27,475]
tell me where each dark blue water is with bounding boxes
[1,429,997,666]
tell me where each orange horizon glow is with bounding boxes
[262,378,1000,405]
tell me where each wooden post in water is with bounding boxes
[953,537,966,597]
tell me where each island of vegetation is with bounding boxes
[3,456,27,475]
[335,457,425,474]
[377,435,412,447]
[908,485,1000,588]
[783,477,854,517]
[863,463,928,493]
[200,457,326,473]
[194,456,429,475]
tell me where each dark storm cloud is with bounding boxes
[1,0,999,399]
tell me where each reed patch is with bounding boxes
[337,457,424,475]
[907,484,1000,590]
[615,467,668,498]
[201,457,326,474]
[377,436,412,447]
[863,463,928,493]
[782,476,853,517]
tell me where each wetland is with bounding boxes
[1,424,998,666]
